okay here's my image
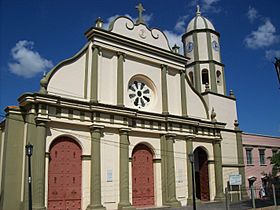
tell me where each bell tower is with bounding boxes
[182,6,226,95]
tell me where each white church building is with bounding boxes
[0,4,246,210]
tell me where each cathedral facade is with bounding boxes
[0,5,246,210]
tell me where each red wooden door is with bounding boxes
[48,137,82,210]
[197,148,210,201]
[132,144,154,207]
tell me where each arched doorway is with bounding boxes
[48,137,82,210]
[194,147,210,201]
[132,144,154,207]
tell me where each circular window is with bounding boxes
[128,80,152,109]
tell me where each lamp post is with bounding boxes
[188,153,196,210]
[274,57,280,86]
[25,143,33,210]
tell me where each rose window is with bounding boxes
[128,81,151,108]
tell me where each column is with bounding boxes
[161,64,169,115]
[32,117,49,210]
[1,107,25,210]
[118,128,135,210]
[90,45,100,103]
[180,70,187,117]
[235,120,248,199]
[213,138,224,201]
[86,125,105,210]
[186,136,194,204]
[117,52,125,107]
[165,134,181,207]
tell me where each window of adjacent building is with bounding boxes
[202,69,209,85]
[189,71,194,85]
[259,149,265,165]
[216,70,222,85]
[246,149,253,165]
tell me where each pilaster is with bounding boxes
[32,117,49,210]
[186,136,194,204]
[90,45,101,103]
[86,125,106,210]
[117,52,125,107]
[118,128,135,210]
[165,133,181,207]
[180,70,187,117]
[235,121,248,200]
[213,138,224,201]
[1,107,25,210]
[161,64,169,115]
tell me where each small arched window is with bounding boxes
[188,71,194,85]
[202,69,209,85]
[216,70,222,85]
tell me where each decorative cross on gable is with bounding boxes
[136,3,145,24]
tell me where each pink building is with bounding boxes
[243,133,280,196]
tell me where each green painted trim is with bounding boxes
[90,45,100,103]
[165,134,181,207]
[56,107,61,118]
[160,135,167,205]
[180,70,187,117]
[110,115,114,124]
[1,110,25,210]
[182,29,220,39]
[32,118,48,209]
[186,60,225,68]
[118,128,135,210]
[68,109,73,120]
[209,62,217,93]
[194,63,201,93]
[222,164,245,168]
[161,65,169,114]
[153,158,161,163]
[117,52,125,107]
[84,47,89,99]
[186,138,194,203]
[87,125,105,210]
[222,66,227,94]
[41,104,47,115]
[80,111,85,121]
[81,155,91,160]
[213,140,224,201]
[206,32,213,60]
[192,32,199,61]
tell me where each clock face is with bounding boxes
[212,40,219,51]
[186,42,193,53]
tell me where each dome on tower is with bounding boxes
[186,5,215,33]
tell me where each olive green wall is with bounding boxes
[0,109,25,210]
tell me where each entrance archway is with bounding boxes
[48,137,82,210]
[194,147,210,201]
[132,144,154,207]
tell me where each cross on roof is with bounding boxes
[136,3,145,24]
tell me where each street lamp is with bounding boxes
[188,153,196,210]
[25,143,33,210]
[274,57,280,86]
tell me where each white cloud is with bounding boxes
[245,20,280,49]
[163,30,183,52]
[8,40,53,78]
[201,0,221,13]
[265,49,280,61]
[104,13,153,30]
[174,15,189,33]
[247,6,259,23]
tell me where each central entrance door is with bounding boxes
[132,144,154,207]
[194,147,210,201]
[48,137,82,210]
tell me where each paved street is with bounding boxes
[141,199,279,210]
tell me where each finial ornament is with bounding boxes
[196,5,201,16]
[136,3,145,24]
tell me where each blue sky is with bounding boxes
[0,0,279,136]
